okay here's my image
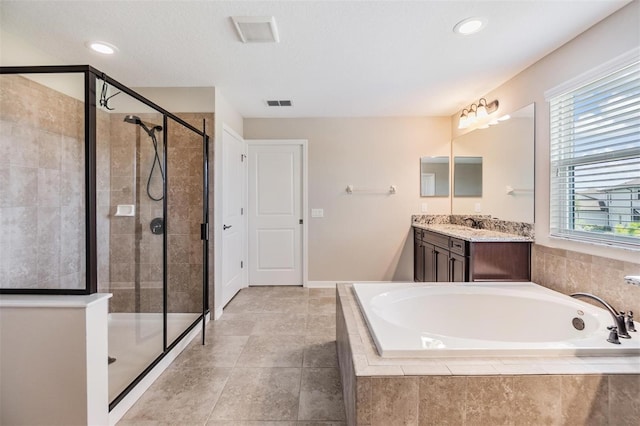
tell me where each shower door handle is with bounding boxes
[223,224,232,230]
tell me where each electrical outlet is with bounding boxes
[311,208,324,218]
[474,203,482,212]
[421,203,428,213]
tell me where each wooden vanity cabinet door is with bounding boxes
[423,241,436,282]
[450,252,467,282]
[434,247,450,282]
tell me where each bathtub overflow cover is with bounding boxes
[572,317,585,331]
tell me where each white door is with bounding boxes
[248,143,302,286]
[221,128,246,306]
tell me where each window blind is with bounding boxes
[549,59,640,248]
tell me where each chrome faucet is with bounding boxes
[570,293,631,340]
[463,217,479,228]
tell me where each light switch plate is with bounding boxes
[311,208,324,218]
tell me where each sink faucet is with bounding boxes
[463,217,479,228]
[570,293,631,339]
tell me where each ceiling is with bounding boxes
[0,0,631,117]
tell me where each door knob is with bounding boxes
[223,224,232,230]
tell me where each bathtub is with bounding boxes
[352,282,640,357]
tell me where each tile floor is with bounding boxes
[118,287,346,426]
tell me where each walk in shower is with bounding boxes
[0,65,210,410]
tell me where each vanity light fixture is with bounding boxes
[86,41,117,55]
[457,98,499,129]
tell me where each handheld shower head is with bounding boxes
[123,115,163,135]
[123,115,143,125]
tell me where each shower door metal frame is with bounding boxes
[0,65,211,411]
[0,65,98,295]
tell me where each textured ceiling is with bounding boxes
[0,0,631,117]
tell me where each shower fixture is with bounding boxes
[123,115,164,201]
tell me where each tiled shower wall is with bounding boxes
[531,244,640,316]
[0,74,212,315]
[0,74,86,289]
[106,112,213,314]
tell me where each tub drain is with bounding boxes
[572,317,585,331]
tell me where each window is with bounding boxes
[549,56,640,249]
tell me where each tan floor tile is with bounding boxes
[209,316,257,336]
[118,421,203,426]
[252,313,308,335]
[249,286,309,298]
[262,297,309,314]
[308,297,336,315]
[303,335,338,368]
[298,368,346,421]
[206,421,296,426]
[209,368,301,421]
[122,367,231,423]
[172,335,249,368]
[309,288,336,298]
[306,314,336,335]
[236,335,305,367]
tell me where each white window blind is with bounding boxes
[549,58,640,249]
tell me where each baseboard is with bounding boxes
[108,314,209,425]
[214,306,223,320]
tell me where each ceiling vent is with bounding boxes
[266,100,292,107]
[232,16,279,43]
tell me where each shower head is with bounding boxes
[123,115,163,135]
[123,115,142,125]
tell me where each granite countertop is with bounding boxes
[413,223,533,242]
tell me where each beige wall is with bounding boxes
[451,0,640,264]
[244,117,450,281]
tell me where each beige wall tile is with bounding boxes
[465,376,514,425]
[356,377,372,425]
[512,375,563,425]
[418,376,465,425]
[561,375,608,426]
[609,374,640,425]
[371,377,418,426]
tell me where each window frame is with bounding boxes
[546,49,640,250]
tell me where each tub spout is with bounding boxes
[570,293,630,339]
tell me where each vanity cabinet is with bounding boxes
[413,227,531,282]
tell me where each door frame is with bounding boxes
[214,123,248,318]
[246,139,308,288]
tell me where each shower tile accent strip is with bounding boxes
[336,284,640,426]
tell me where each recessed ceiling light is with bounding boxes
[453,17,486,35]
[86,41,117,55]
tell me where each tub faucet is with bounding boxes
[570,293,631,339]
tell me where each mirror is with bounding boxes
[454,157,482,197]
[420,156,449,196]
[452,103,535,223]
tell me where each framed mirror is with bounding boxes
[452,103,535,223]
[454,156,482,197]
[420,156,449,196]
